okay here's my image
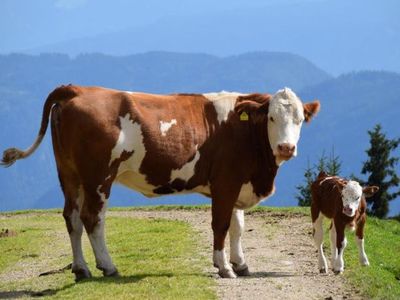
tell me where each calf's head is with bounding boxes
[235,88,320,166]
[339,181,379,217]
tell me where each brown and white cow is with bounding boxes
[311,172,379,274]
[2,85,320,280]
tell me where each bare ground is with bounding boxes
[110,209,363,300]
[1,209,364,299]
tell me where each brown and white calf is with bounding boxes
[311,172,379,274]
[2,85,319,280]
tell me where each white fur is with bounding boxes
[203,91,244,124]
[333,238,347,273]
[267,88,305,165]
[170,147,200,181]
[235,183,274,209]
[68,186,88,272]
[229,209,247,270]
[213,249,235,277]
[159,119,177,136]
[87,187,117,275]
[356,237,369,266]
[341,181,362,217]
[110,113,157,196]
[313,212,328,272]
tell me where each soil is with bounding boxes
[110,209,363,300]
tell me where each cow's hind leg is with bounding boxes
[80,184,118,277]
[60,173,92,281]
[229,209,250,276]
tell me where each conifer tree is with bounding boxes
[361,124,400,218]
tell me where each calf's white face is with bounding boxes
[268,88,305,165]
[341,181,363,217]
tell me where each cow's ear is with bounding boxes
[363,186,379,198]
[303,100,320,122]
[234,93,270,114]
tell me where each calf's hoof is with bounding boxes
[360,259,370,266]
[97,266,119,277]
[319,268,327,274]
[218,269,237,278]
[73,269,92,282]
[333,269,344,275]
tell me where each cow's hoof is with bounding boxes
[73,269,92,282]
[360,259,370,266]
[319,268,327,274]
[233,266,250,276]
[97,266,119,277]
[218,269,237,278]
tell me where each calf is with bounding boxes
[311,172,379,274]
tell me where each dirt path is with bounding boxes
[110,209,362,300]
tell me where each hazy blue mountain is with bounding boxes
[2,0,397,75]
[0,52,399,216]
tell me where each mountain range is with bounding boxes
[0,51,399,215]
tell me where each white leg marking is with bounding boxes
[333,237,347,273]
[87,189,117,276]
[229,209,247,272]
[356,237,370,266]
[159,119,177,136]
[313,213,328,273]
[330,222,337,269]
[213,249,236,278]
[70,208,88,273]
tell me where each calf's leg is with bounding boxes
[229,209,250,276]
[312,212,328,273]
[329,222,338,269]
[333,220,347,274]
[355,215,369,266]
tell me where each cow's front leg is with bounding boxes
[81,188,118,277]
[329,222,338,269]
[211,192,238,278]
[356,216,369,266]
[333,220,347,274]
[229,209,250,276]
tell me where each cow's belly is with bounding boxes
[115,170,158,197]
[235,183,275,209]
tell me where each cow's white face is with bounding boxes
[341,181,363,217]
[267,88,305,165]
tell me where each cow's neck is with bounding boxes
[248,120,278,197]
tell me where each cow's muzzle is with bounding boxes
[277,143,296,160]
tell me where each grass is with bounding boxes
[0,212,215,299]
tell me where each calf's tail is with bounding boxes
[1,85,79,167]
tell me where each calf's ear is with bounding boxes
[363,186,379,198]
[303,100,321,122]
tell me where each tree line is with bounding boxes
[296,124,400,219]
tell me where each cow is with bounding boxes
[1,85,320,280]
[311,171,379,274]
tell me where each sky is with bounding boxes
[1,0,399,74]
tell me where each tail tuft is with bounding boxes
[1,148,25,167]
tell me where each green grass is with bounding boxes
[0,212,215,299]
[343,217,400,299]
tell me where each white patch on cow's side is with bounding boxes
[110,114,137,166]
[267,88,305,165]
[229,209,247,269]
[203,91,244,124]
[87,187,117,275]
[235,182,273,209]
[110,113,157,196]
[170,147,200,181]
[159,119,177,137]
[341,181,362,217]
[356,237,369,266]
[313,212,328,272]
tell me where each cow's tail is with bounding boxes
[1,85,79,167]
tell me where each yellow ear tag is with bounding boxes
[240,111,249,121]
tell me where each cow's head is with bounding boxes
[337,180,379,217]
[268,88,320,165]
[234,88,320,166]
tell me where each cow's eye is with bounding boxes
[269,117,274,122]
